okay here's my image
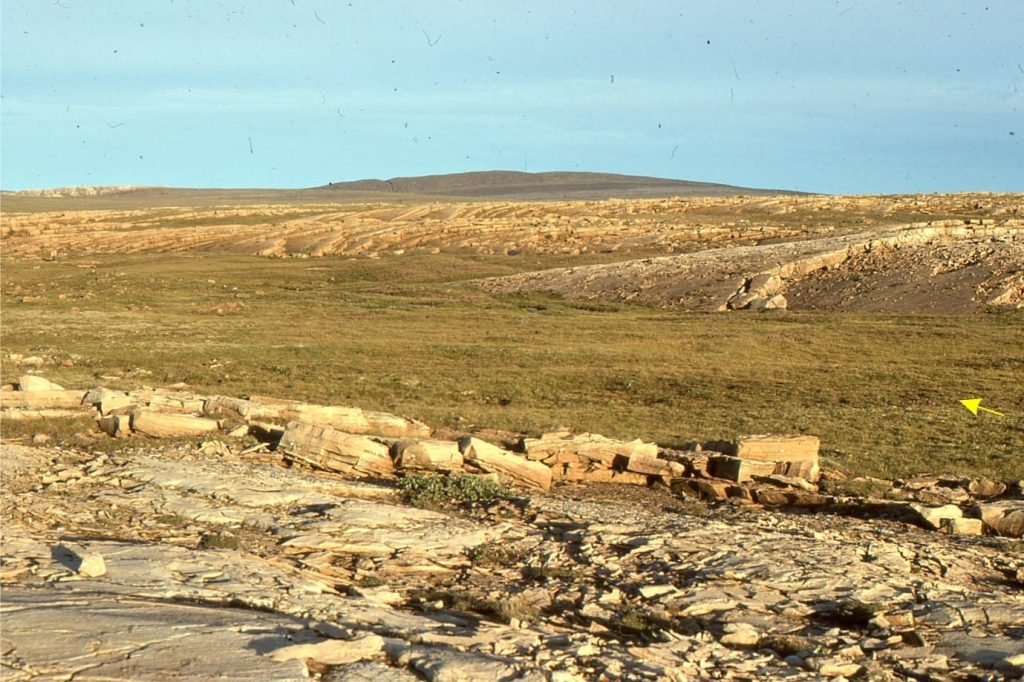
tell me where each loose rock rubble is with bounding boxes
[2,380,1023,680]
[2,437,1023,681]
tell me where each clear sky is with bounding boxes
[2,1,1021,193]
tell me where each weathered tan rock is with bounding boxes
[752,487,794,506]
[711,455,777,482]
[939,517,984,536]
[294,404,374,431]
[672,478,731,501]
[602,466,651,483]
[279,421,394,477]
[83,386,115,403]
[148,391,207,414]
[17,375,65,391]
[363,411,431,439]
[0,588,309,681]
[1,390,87,409]
[969,501,1024,538]
[999,653,1024,677]
[720,629,760,647]
[734,434,820,481]
[522,432,657,470]
[204,395,283,420]
[99,392,136,415]
[624,452,683,479]
[459,437,552,491]
[669,451,712,477]
[817,661,864,678]
[269,634,385,666]
[97,414,132,437]
[393,440,463,473]
[748,293,788,311]
[130,410,221,438]
[219,396,431,438]
[0,408,87,420]
[968,478,1007,498]
[76,552,107,577]
[907,503,963,531]
[735,434,820,462]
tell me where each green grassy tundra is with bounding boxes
[2,250,1021,481]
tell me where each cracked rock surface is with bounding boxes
[2,442,1022,680]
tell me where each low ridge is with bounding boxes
[313,170,798,199]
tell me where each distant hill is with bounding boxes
[313,171,798,200]
[1,171,800,211]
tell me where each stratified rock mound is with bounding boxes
[479,222,1024,313]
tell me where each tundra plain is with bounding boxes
[2,191,1022,480]
[1,188,1023,681]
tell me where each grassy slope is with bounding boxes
[3,253,1021,480]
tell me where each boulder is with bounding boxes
[939,518,984,536]
[522,432,657,470]
[17,375,65,391]
[278,421,394,478]
[734,434,820,481]
[735,434,820,461]
[97,414,132,438]
[967,478,1007,498]
[968,501,1024,538]
[76,553,107,578]
[711,455,777,482]
[130,411,221,438]
[458,437,552,491]
[99,392,136,415]
[1,390,88,409]
[363,411,432,439]
[204,395,282,420]
[624,452,683,479]
[392,440,463,473]
[906,503,963,531]
[241,396,431,438]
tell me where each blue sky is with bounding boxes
[2,1,1021,193]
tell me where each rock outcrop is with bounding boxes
[2,436,1022,681]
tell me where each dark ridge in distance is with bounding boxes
[313,170,802,200]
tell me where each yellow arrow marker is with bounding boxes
[960,398,1005,416]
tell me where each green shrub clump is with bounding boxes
[398,474,514,509]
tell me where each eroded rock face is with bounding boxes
[479,223,1024,313]
[2,441,1022,681]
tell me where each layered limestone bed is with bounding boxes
[4,193,1021,314]
[478,223,1024,313]
[2,375,1024,680]
[2,194,1021,261]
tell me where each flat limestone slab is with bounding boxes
[0,390,87,409]
[0,588,309,681]
[735,434,820,462]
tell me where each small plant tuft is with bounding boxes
[611,606,673,638]
[198,532,240,550]
[760,634,813,657]
[522,565,578,582]
[831,599,886,627]
[356,575,385,588]
[398,474,514,509]
[411,588,537,624]
[467,542,526,567]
